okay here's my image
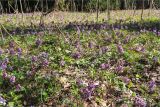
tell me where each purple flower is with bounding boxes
[2,72,8,79]
[8,66,13,71]
[31,31,36,35]
[74,41,80,48]
[140,47,145,52]
[124,36,130,44]
[4,58,9,64]
[60,60,65,66]
[153,29,157,34]
[16,84,22,91]
[9,41,14,48]
[100,63,110,70]
[76,79,83,86]
[9,48,15,55]
[140,29,146,33]
[0,96,6,106]
[40,52,48,58]
[80,82,98,100]
[101,46,108,54]
[78,81,99,100]
[116,65,123,72]
[12,31,16,35]
[35,38,42,47]
[17,48,22,55]
[88,83,97,91]
[0,63,7,70]
[80,88,92,100]
[148,80,156,92]
[135,46,145,52]
[153,56,158,63]
[134,96,146,107]
[76,26,81,35]
[42,59,49,67]
[120,76,130,84]
[117,44,124,54]
[88,41,95,48]
[116,32,120,36]
[10,75,16,84]
[31,56,38,62]
[31,66,36,72]
[72,52,81,59]
[100,63,106,69]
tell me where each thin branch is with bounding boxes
[0,23,20,46]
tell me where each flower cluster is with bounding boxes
[35,38,42,47]
[148,80,156,93]
[100,63,110,70]
[79,82,99,100]
[72,52,81,59]
[29,52,49,75]
[134,96,147,107]
[117,44,124,54]
[0,96,6,106]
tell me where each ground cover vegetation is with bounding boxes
[0,0,160,106]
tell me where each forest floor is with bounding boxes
[0,10,160,106]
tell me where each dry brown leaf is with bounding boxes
[59,76,68,84]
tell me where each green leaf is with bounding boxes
[128,81,133,88]
[8,102,14,107]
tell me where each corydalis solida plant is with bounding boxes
[117,44,124,54]
[35,38,42,47]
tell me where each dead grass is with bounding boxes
[0,9,159,27]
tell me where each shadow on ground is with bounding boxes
[1,18,160,36]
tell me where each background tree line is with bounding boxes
[0,0,160,13]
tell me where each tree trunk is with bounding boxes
[141,0,144,20]
[46,0,48,11]
[54,0,59,10]
[0,1,4,14]
[96,0,99,22]
[121,0,125,9]
[19,0,24,25]
[132,0,136,17]
[40,0,44,25]
[81,0,84,12]
[149,0,153,16]
[124,0,127,9]
[8,1,11,13]
[107,0,110,21]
